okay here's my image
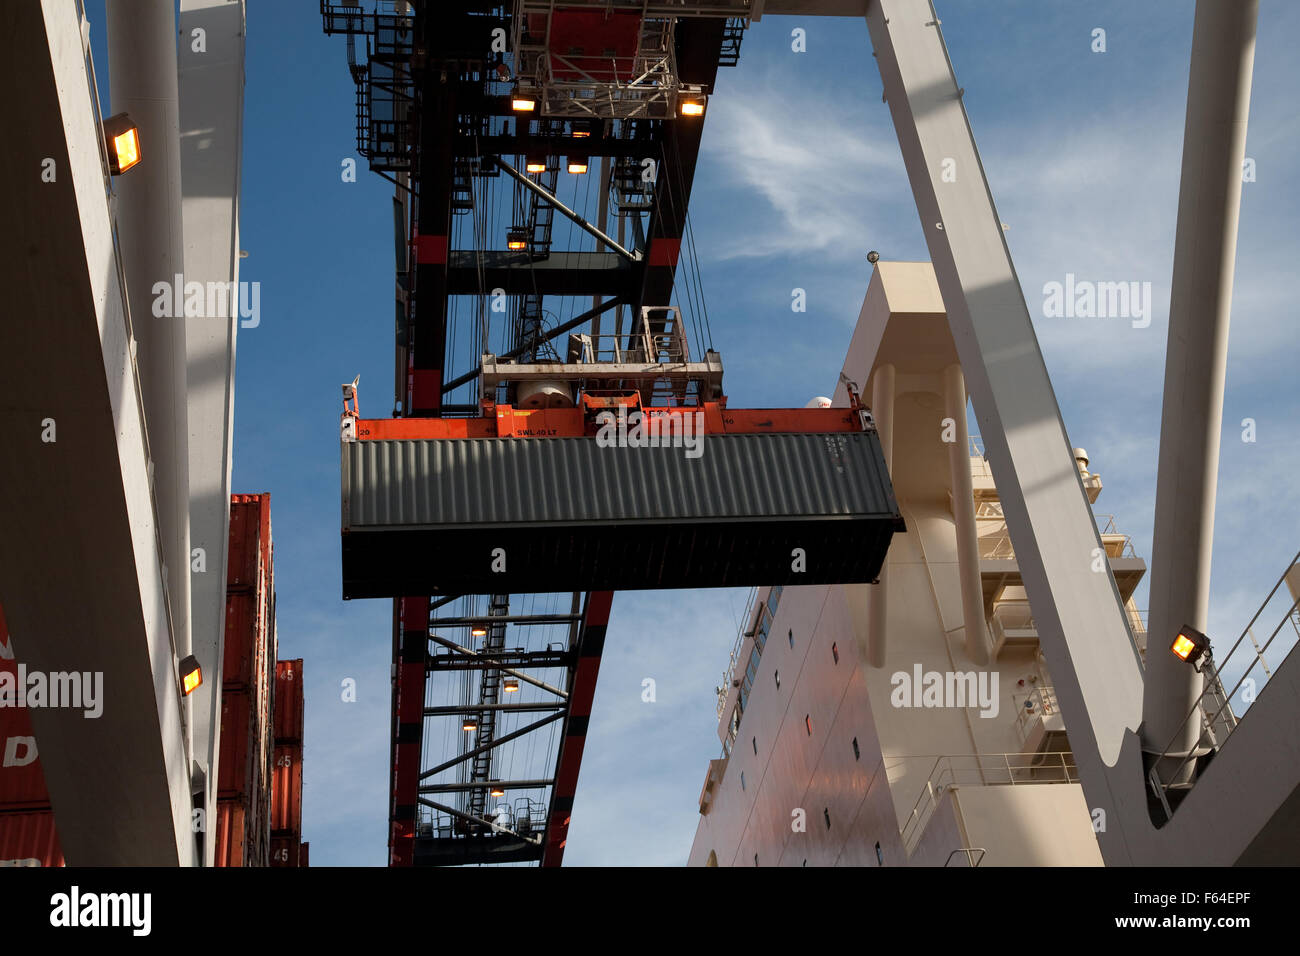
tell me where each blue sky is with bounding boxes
[95,1,1300,865]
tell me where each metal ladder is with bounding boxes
[466,593,510,819]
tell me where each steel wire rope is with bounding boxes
[651,138,706,367]
[670,126,715,353]
[658,136,715,361]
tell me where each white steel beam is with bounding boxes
[0,0,196,865]
[107,0,194,768]
[865,0,1145,862]
[1142,0,1258,784]
[179,0,247,867]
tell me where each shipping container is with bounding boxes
[223,591,260,687]
[214,799,245,868]
[218,689,253,799]
[269,835,300,868]
[273,659,304,742]
[0,810,64,867]
[209,495,282,867]
[227,493,272,592]
[0,662,51,811]
[219,493,278,869]
[270,743,303,834]
[341,432,903,597]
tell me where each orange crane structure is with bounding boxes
[322,0,901,866]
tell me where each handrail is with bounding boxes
[976,511,1136,561]
[716,586,757,717]
[900,752,1079,853]
[1154,549,1300,804]
[945,847,986,867]
[1012,683,1058,742]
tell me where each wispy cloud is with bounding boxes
[564,589,747,865]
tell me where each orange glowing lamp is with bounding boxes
[179,655,203,696]
[1171,625,1209,666]
[103,113,141,174]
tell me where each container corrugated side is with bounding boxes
[218,689,253,799]
[227,494,271,591]
[0,606,49,809]
[341,432,903,595]
[223,591,258,686]
[214,799,245,867]
[0,664,51,810]
[343,433,899,528]
[270,743,303,834]
[269,835,300,867]
[0,810,64,867]
[273,659,304,742]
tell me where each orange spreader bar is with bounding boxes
[353,402,864,441]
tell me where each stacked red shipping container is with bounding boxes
[0,604,64,866]
[269,659,307,866]
[3,495,294,868]
[216,493,277,867]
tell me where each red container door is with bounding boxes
[214,799,245,867]
[0,810,64,867]
[273,659,304,742]
[270,743,303,834]
[223,592,257,687]
[217,689,253,799]
[227,494,270,590]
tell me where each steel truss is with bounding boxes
[323,0,729,866]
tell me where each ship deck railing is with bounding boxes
[900,752,1079,856]
[1150,550,1300,819]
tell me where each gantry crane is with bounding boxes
[323,0,901,867]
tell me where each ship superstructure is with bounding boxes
[692,262,1142,866]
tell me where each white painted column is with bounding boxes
[943,364,989,665]
[867,0,1145,863]
[179,0,246,866]
[106,2,192,692]
[866,362,895,668]
[1142,0,1258,784]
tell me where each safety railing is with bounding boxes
[976,511,1136,562]
[1095,514,1137,559]
[976,520,1015,560]
[1151,550,1300,817]
[900,752,1078,854]
[945,847,986,867]
[716,587,757,717]
[969,434,995,481]
[1127,606,1148,637]
[1012,684,1058,743]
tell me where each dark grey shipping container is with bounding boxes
[340,432,903,597]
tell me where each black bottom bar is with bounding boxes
[412,835,545,866]
[341,517,903,599]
